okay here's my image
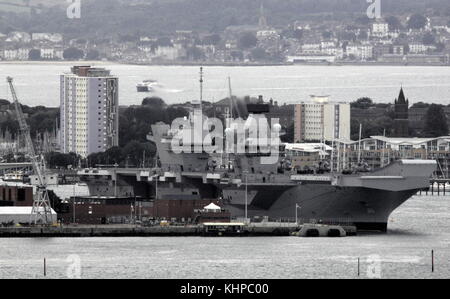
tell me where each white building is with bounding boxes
[294,96,351,142]
[40,48,55,59]
[0,207,57,224]
[5,31,31,43]
[3,49,18,60]
[55,48,64,60]
[154,46,180,61]
[60,66,119,158]
[321,47,344,59]
[31,33,63,43]
[372,23,389,37]
[408,43,436,54]
[17,48,29,60]
[346,45,373,60]
[301,43,321,54]
[256,29,279,39]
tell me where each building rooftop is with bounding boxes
[285,143,332,152]
[69,65,113,77]
[371,136,450,145]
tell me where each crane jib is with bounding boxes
[6,77,52,225]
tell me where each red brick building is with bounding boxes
[60,197,229,225]
[0,185,34,206]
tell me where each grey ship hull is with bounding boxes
[222,184,418,231]
[79,160,435,232]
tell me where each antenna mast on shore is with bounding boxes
[228,76,233,120]
[199,67,204,112]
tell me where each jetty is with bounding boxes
[0,222,362,238]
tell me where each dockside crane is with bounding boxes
[6,77,53,225]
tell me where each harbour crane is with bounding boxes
[6,76,53,225]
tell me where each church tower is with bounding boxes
[258,3,268,28]
[393,87,409,137]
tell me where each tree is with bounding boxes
[322,31,332,39]
[122,140,156,167]
[293,29,303,40]
[351,97,373,109]
[358,30,368,40]
[423,104,448,137]
[435,42,445,52]
[28,110,59,137]
[156,37,173,47]
[76,38,87,45]
[202,34,221,45]
[63,47,84,60]
[385,16,403,30]
[45,152,80,169]
[238,32,257,49]
[355,16,370,25]
[410,102,430,108]
[29,49,41,60]
[407,14,427,30]
[142,97,166,108]
[230,50,244,61]
[86,49,100,60]
[422,32,435,45]
[0,99,10,106]
[281,123,294,143]
[250,47,268,61]
[186,46,205,60]
[351,116,394,140]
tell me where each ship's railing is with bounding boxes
[247,222,298,228]
[248,217,354,227]
[296,218,354,227]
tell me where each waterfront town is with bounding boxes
[1,3,450,65]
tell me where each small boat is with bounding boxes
[136,79,158,92]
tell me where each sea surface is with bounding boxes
[0,194,449,279]
[1,62,450,107]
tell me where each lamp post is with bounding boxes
[295,204,301,225]
[72,198,76,224]
[72,184,76,224]
[243,170,249,224]
[155,174,159,200]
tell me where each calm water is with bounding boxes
[0,194,449,279]
[1,62,450,107]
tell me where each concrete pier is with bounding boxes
[0,222,361,238]
[0,225,200,238]
[0,223,298,238]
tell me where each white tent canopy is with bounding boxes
[0,207,57,224]
[203,203,221,211]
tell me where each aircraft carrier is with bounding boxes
[78,99,436,232]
